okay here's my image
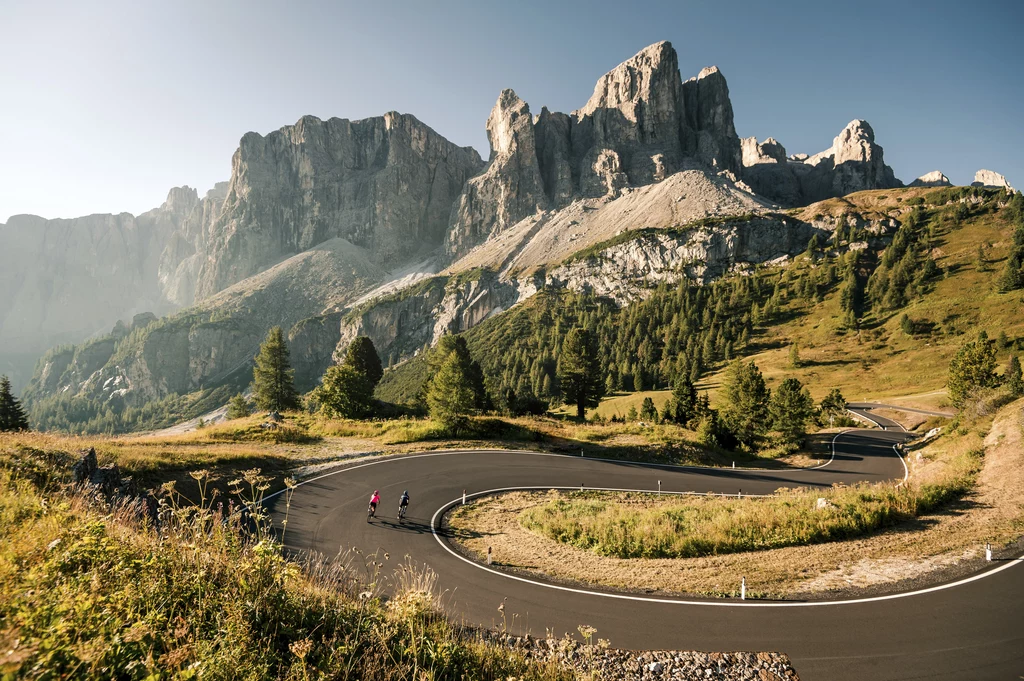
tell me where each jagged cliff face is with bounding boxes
[446,41,745,259]
[0,188,200,389]
[14,38,932,417]
[195,113,484,298]
[741,120,902,206]
[158,182,230,307]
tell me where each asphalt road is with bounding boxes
[270,410,1023,681]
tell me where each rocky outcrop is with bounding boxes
[741,137,787,166]
[445,91,547,257]
[681,66,742,173]
[334,272,519,372]
[741,120,902,206]
[445,42,747,258]
[909,171,952,187]
[549,215,821,304]
[972,169,1015,192]
[158,182,230,307]
[195,113,484,298]
[343,213,824,366]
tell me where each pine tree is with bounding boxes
[720,359,770,448]
[769,377,815,444]
[252,327,300,412]
[819,387,847,421]
[947,331,1000,409]
[342,336,384,389]
[427,352,476,431]
[557,328,605,419]
[788,342,802,368]
[671,374,697,425]
[639,397,658,423]
[312,364,374,419]
[426,335,489,410]
[0,376,29,432]
[226,393,252,420]
[900,314,914,336]
[1006,356,1023,399]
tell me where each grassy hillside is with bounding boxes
[0,439,573,680]
[382,186,1023,415]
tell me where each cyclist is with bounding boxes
[368,490,381,518]
[398,490,410,519]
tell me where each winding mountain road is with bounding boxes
[270,407,1023,681]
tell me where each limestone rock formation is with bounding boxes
[445,41,747,258]
[0,187,200,389]
[445,91,547,257]
[158,182,230,307]
[681,66,742,173]
[909,171,952,187]
[740,120,902,206]
[972,169,1015,192]
[195,113,484,298]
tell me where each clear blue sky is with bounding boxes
[2,0,1021,222]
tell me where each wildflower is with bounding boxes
[289,638,313,660]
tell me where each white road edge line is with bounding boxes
[268,426,864,507]
[430,489,1022,608]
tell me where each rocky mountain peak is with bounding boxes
[576,39,681,127]
[742,137,787,166]
[909,170,951,187]
[830,119,878,165]
[162,186,200,214]
[973,169,1015,192]
[446,41,748,258]
[486,89,535,158]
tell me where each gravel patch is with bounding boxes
[481,631,798,680]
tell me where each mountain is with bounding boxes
[191,113,484,299]
[0,187,199,390]
[739,120,902,206]
[445,42,743,258]
[15,40,974,429]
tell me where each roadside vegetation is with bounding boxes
[449,395,1023,597]
[0,444,572,680]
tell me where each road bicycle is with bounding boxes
[367,502,377,521]
[398,503,408,520]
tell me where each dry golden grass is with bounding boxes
[448,400,1023,598]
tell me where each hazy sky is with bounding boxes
[2,0,1022,222]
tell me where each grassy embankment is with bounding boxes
[0,443,574,680]
[449,396,1024,597]
[0,407,742,498]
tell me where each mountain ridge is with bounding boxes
[10,40,1014,424]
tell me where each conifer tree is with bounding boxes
[720,359,770,448]
[0,376,29,432]
[671,374,697,425]
[226,393,252,420]
[948,331,1000,409]
[819,388,847,421]
[639,397,658,423]
[252,327,300,412]
[769,377,815,444]
[1006,356,1023,399]
[557,327,605,419]
[427,352,475,431]
[788,342,802,369]
[342,336,384,389]
[312,364,374,419]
